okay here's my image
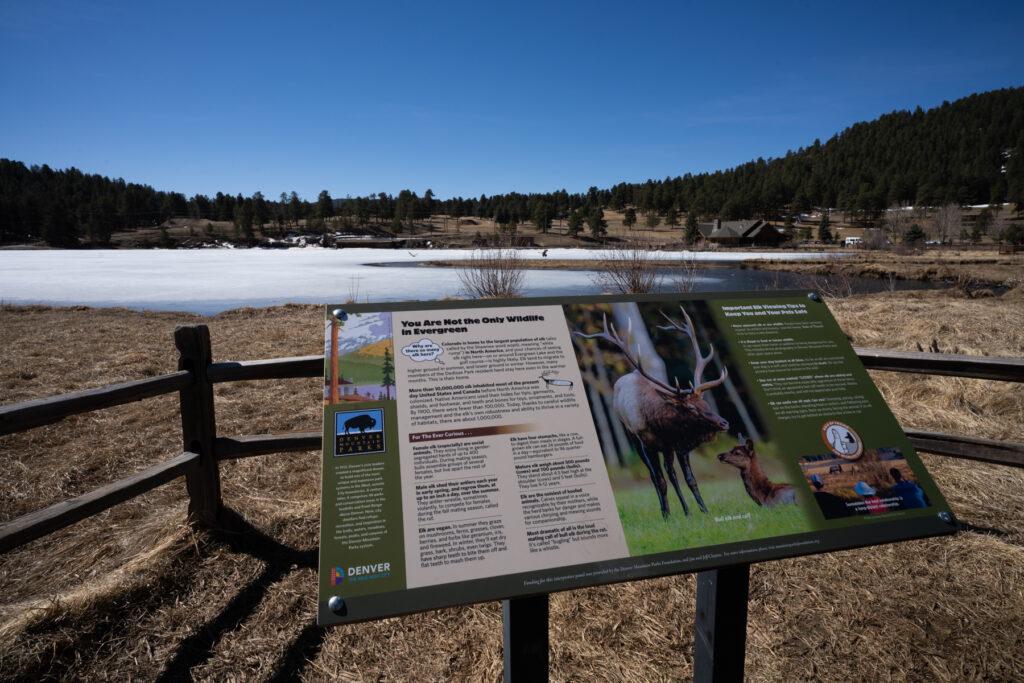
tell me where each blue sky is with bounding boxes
[2,1,1022,199]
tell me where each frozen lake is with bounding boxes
[0,247,906,315]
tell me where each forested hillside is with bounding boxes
[2,86,1022,246]
[602,86,1024,220]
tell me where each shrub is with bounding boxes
[456,247,526,298]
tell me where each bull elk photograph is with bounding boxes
[568,300,812,555]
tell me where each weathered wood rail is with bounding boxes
[1,329,1022,556]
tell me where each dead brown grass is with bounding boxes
[1,288,1023,681]
[756,249,1024,288]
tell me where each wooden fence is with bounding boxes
[1,325,1023,556]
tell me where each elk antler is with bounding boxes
[574,312,690,397]
[658,306,728,396]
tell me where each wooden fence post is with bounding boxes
[175,325,222,526]
[693,563,750,683]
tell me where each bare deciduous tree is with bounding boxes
[934,203,961,243]
[862,228,890,250]
[799,254,854,299]
[668,253,700,293]
[591,244,665,294]
[883,204,913,240]
[456,247,526,298]
[990,203,1007,241]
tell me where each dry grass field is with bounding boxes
[754,249,1024,288]
[106,212,697,248]
[1,287,1023,681]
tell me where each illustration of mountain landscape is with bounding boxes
[329,312,396,400]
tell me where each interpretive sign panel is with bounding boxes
[317,291,955,625]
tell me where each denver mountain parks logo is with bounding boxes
[335,408,386,456]
[820,420,863,460]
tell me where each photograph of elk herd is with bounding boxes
[567,300,814,555]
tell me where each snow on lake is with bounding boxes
[0,248,836,315]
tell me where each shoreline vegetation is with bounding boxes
[428,248,1024,289]
[1,287,1023,679]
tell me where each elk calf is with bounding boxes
[717,438,796,507]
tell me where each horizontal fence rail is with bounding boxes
[0,451,199,554]
[1,334,1023,557]
[215,432,321,460]
[207,355,322,383]
[854,347,1024,382]
[0,370,193,436]
[905,430,1024,468]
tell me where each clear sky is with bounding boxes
[2,1,1022,200]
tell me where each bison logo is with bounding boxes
[344,413,377,433]
[335,408,386,456]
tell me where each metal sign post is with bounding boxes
[502,594,549,683]
[694,564,751,683]
[501,565,750,683]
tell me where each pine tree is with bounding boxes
[567,209,583,236]
[587,206,607,238]
[531,200,552,233]
[214,192,232,221]
[289,192,304,225]
[381,347,395,399]
[355,198,371,226]
[242,197,255,239]
[41,199,78,248]
[623,207,637,230]
[685,212,700,243]
[664,205,680,228]
[645,212,660,228]
[317,190,334,222]
[904,224,926,244]
[278,192,290,226]
[818,210,833,243]
[423,189,435,217]
[396,190,419,233]
[252,192,269,233]
[234,196,254,240]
